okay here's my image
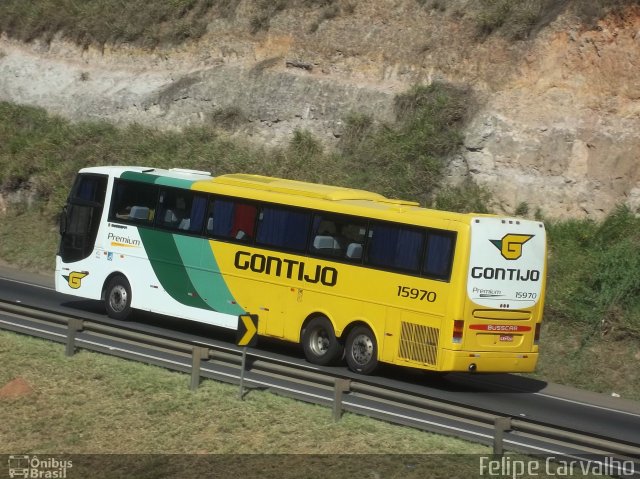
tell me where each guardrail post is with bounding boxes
[493,416,512,456]
[190,346,209,391]
[333,378,351,422]
[65,318,84,357]
[238,347,250,400]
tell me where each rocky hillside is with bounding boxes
[1,0,639,218]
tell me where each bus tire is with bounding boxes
[302,316,343,366]
[104,275,132,321]
[345,325,378,375]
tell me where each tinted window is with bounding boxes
[206,198,257,242]
[423,231,455,280]
[70,174,107,205]
[110,180,158,226]
[156,188,206,233]
[309,213,367,261]
[60,174,108,263]
[366,223,424,272]
[256,206,311,252]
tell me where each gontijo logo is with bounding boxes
[62,271,88,289]
[490,234,534,260]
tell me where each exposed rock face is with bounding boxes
[458,10,640,218]
[0,2,638,219]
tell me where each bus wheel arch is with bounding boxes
[301,313,343,366]
[344,322,379,375]
[103,273,132,321]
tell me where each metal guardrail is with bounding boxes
[1,299,639,469]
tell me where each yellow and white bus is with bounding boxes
[56,166,546,374]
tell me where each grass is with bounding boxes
[0,0,637,50]
[533,321,640,400]
[1,334,619,478]
[0,332,621,478]
[0,0,217,48]
[336,82,475,204]
[0,331,491,459]
[472,0,640,40]
[544,207,640,339]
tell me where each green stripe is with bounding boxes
[138,228,210,310]
[121,171,158,184]
[138,229,244,315]
[174,236,245,315]
[121,171,196,189]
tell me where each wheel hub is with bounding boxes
[309,329,330,356]
[351,334,373,365]
[109,285,128,313]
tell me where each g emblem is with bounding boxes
[490,234,533,260]
[64,271,89,289]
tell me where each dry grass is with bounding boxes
[0,333,617,478]
[0,331,490,455]
[531,321,640,401]
[0,207,59,274]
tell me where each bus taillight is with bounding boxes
[453,320,464,344]
[534,323,541,345]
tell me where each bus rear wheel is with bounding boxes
[104,275,132,321]
[302,316,343,366]
[345,325,378,374]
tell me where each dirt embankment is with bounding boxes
[0,1,639,218]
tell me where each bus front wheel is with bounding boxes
[104,275,132,321]
[345,325,378,375]
[302,316,343,366]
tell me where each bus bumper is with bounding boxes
[439,349,539,373]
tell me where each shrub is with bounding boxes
[545,206,640,337]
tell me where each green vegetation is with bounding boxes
[474,0,556,40]
[473,0,639,40]
[338,82,474,203]
[0,0,219,48]
[545,207,640,338]
[529,207,640,399]
[2,332,619,477]
[0,0,636,51]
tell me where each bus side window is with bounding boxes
[256,206,311,252]
[366,223,424,273]
[423,232,455,280]
[206,199,257,242]
[155,189,206,233]
[110,180,158,225]
[309,214,366,261]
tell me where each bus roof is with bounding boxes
[79,165,483,226]
[212,174,420,204]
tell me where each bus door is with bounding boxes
[59,174,108,263]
